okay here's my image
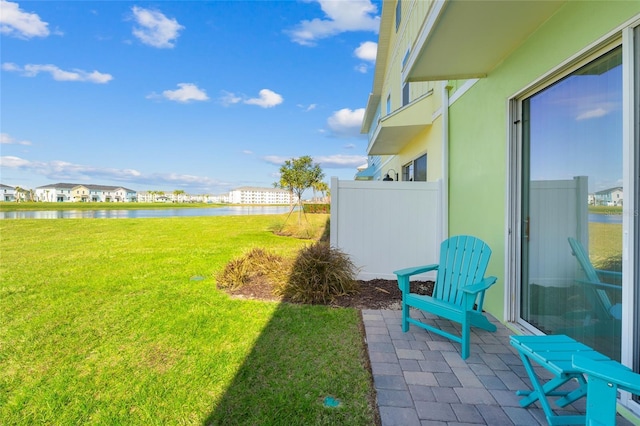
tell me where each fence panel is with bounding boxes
[330,177,442,280]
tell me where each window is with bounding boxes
[386,94,391,115]
[402,154,427,181]
[402,82,410,106]
[402,49,411,70]
[395,1,401,31]
[402,162,413,181]
[517,46,624,361]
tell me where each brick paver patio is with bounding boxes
[362,309,634,426]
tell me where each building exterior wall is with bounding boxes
[364,0,444,182]
[35,184,137,202]
[228,187,297,205]
[1,185,16,201]
[446,1,640,317]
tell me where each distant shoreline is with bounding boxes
[0,201,293,212]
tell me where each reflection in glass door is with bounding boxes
[521,47,623,361]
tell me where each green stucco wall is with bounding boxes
[447,2,640,319]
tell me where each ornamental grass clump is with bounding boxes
[275,241,359,304]
[216,247,289,290]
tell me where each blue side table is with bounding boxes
[510,334,627,425]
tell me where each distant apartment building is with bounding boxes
[1,184,17,201]
[228,187,297,205]
[35,183,137,202]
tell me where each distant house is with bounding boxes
[228,187,297,205]
[594,187,623,206]
[0,184,16,201]
[35,183,137,202]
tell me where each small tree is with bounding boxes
[312,181,329,202]
[14,186,24,203]
[173,189,185,203]
[274,156,324,224]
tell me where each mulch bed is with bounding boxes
[226,278,434,310]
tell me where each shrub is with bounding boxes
[270,215,329,240]
[274,242,359,304]
[302,203,330,214]
[216,248,290,290]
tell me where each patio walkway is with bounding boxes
[362,309,634,426]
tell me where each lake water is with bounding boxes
[589,213,622,224]
[0,205,295,219]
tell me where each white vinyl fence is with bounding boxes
[528,176,589,287]
[330,177,443,280]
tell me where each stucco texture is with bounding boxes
[446,1,640,318]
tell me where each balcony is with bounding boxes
[404,0,566,82]
[367,92,434,156]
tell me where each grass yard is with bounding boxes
[0,214,377,425]
[589,222,623,271]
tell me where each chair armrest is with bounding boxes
[595,269,622,279]
[394,264,438,278]
[595,269,622,285]
[572,356,640,394]
[462,276,497,295]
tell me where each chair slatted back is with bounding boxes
[433,235,492,310]
[568,237,601,283]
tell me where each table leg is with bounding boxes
[556,375,587,407]
[517,352,559,419]
[516,353,586,425]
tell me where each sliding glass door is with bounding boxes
[520,46,624,360]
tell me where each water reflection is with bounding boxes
[0,206,294,219]
[588,213,622,224]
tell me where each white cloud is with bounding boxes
[0,132,31,145]
[576,107,609,121]
[219,90,242,107]
[354,41,377,61]
[0,0,49,39]
[0,155,222,190]
[287,0,379,46]
[263,154,365,169]
[354,63,368,74]
[344,143,356,150]
[0,156,140,180]
[2,62,113,83]
[315,154,367,168]
[245,89,283,108]
[242,150,253,155]
[131,6,183,49]
[160,83,209,103]
[327,108,365,137]
[297,103,317,112]
[263,155,290,166]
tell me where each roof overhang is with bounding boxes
[404,0,567,82]
[367,93,434,156]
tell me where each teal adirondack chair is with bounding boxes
[572,355,640,426]
[394,235,497,359]
[568,237,622,320]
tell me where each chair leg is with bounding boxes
[461,313,470,359]
[584,376,619,425]
[402,298,410,332]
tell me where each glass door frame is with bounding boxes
[506,19,639,415]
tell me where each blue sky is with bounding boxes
[1,0,380,195]
[529,47,622,194]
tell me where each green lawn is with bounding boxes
[589,222,623,271]
[0,215,377,425]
